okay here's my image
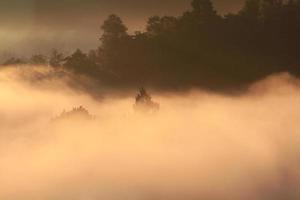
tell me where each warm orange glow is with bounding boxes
[0,66,300,199]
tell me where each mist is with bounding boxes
[0,65,300,200]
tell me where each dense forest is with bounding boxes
[2,0,300,92]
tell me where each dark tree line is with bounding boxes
[3,0,300,92]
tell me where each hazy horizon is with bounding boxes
[0,0,244,60]
[1,65,300,200]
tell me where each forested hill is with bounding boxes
[2,0,300,92]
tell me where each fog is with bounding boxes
[0,66,300,200]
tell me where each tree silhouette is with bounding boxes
[100,14,128,47]
[191,0,216,16]
[54,106,94,121]
[5,0,300,93]
[49,49,65,67]
[29,54,48,65]
[147,16,178,36]
[134,88,160,113]
[239,0,261,22]
[2,57,26,66]
[64,49,97,74]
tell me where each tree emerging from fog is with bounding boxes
[134,88,160,113]
[53,106,95,121]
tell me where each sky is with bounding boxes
[0,0,244,60]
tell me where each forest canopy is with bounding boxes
[2,0,300,93]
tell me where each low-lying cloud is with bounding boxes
[0,66,300,200]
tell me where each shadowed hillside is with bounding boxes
[2,0,300,93]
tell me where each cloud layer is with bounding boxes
[0,66,300,200]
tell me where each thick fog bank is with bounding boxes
[0,66,300,200]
